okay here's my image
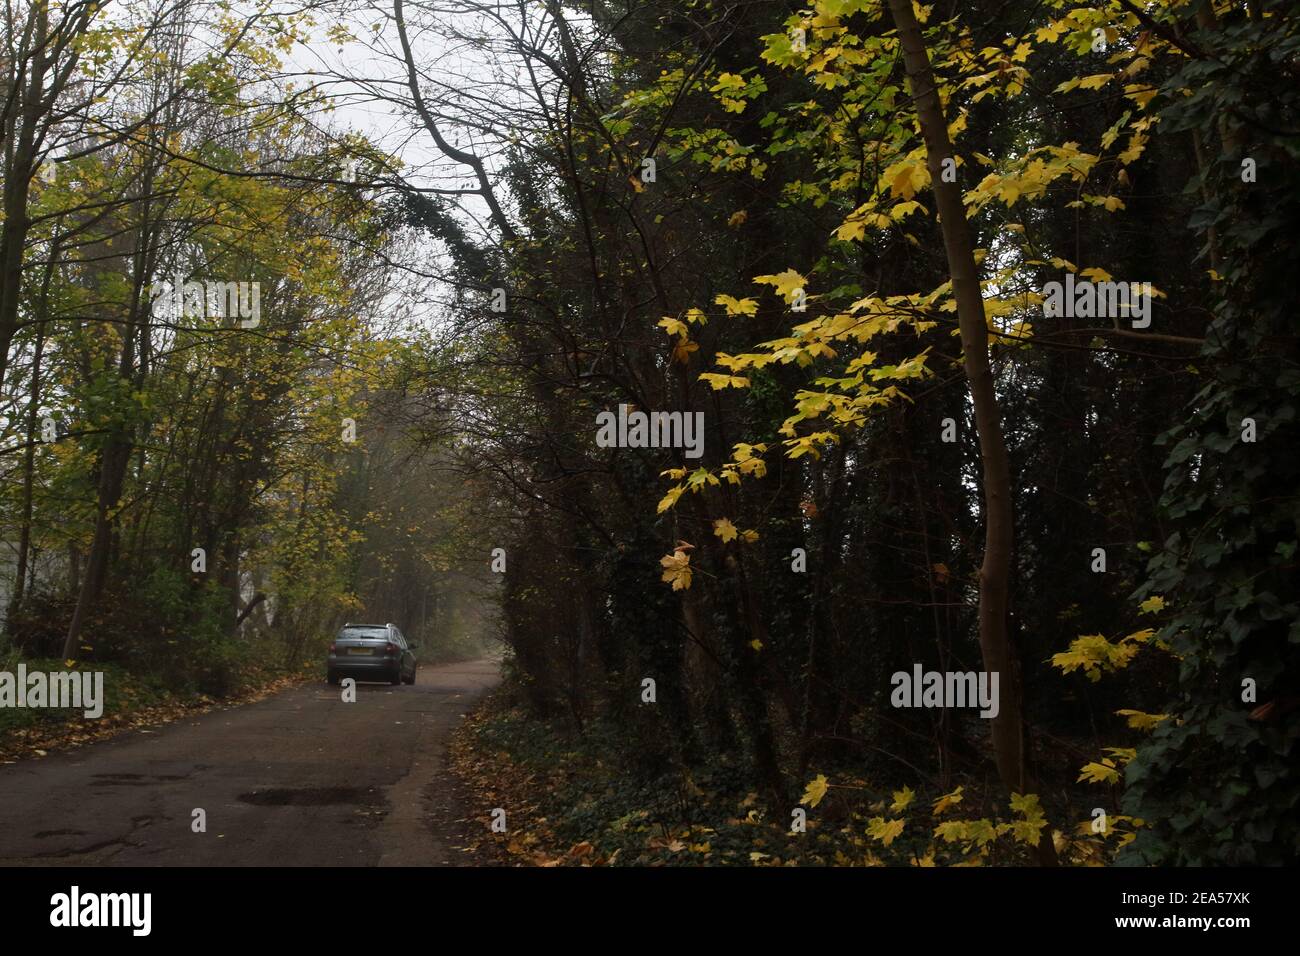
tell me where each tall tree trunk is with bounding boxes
[886,0,1057,864]
[8,246,54,624]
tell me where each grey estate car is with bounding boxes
[327,623,418,686]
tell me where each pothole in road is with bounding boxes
[238,786,382,807]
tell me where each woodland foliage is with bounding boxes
[1,0,1295,865]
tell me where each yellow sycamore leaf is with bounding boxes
[699,372,751,390]
[890,163,917,199]
[659,548,693,591]
[1105,746,1137,765]
[1124,84,1157,109]
[1118,134,1147,165]
[866,816,905,847]
[1051,633,1141,680]
[934,819,1000,850]
[687,467,719,489]
[890,786,915,813]
[658,316,687,337]
[1077,73,1114,91]
[890,199,926,221]
[672,339,698,364]
[712,517,739,542]
[1138,595,1165,614]
[834,217,866,242]
[754,268,807,303]
[1009,792,1044,818]
[657,484,685,513]
[715,294,759,316]
[933,785,964,815]
[885,159,929,201]
[1079,266,1113,282]
[1116,709,1171,731]
[1009,816,1048,845]
[1035,20,1066,43]
[750,639,762,651]
[1078,759,1120,785]
[800,774,830,808]
[741,529,760,543]
[728,210,748,228]
[710,72,745,93]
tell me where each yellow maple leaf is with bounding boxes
[932,785,964,815]
[753,268,807,303]
[834,216,866,242]
[699,372,751,390]
[656,485,685,513]
[890,162,918,199]
[866,816,905,846]
[1078,759,1120,785]
[800,774,829,807]
[715,294,758,316]
[890,786,915,812]
[1077,73,1114,91]
[1138,595,1165,614]
[712,517,739,542]
[1115,709,1171,731]
[658,316,687,337]
[659,548,693,591]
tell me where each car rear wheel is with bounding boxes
[403,665,416,685]
[389,666,402,686]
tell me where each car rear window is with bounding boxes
[339,626,389,639]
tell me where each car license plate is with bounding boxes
[347,647,372,656]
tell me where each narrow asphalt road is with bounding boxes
[0,658,500,866]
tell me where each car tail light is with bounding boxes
[385,642,399,655]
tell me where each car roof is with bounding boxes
[341,622,390,629]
